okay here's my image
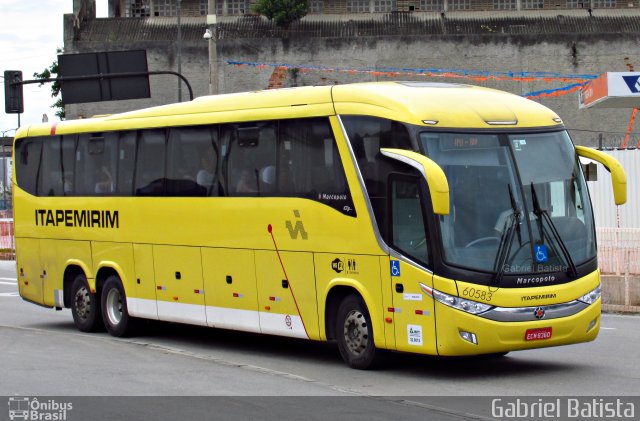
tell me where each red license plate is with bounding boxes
[525,327,553,341]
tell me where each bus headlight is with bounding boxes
[419,283,493,315]
[578,284,601,305]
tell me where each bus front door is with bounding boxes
[389,258,437,354]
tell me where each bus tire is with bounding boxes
[336,294,380,369]
[101,275,136,337]
[70,274,103,332]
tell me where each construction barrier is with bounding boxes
[0,218,14,260]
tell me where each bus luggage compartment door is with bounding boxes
[202,247,260,333]
[255,250,317,339]
[153,245,206,326]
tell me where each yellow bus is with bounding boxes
[13,82,626,369]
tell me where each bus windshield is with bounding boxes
[420,130,596,277]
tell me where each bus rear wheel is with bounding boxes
[101,275,136,337]
[336,294,380,369]
[70,274,103,332]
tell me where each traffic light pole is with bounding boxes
[4,70,194,126]
[18,71,194,100]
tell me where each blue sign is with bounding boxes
[390,260,401,277]
[535,245,549,263]
[622,75,640,94]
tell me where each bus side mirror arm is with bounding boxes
[380,148,450,215]
[575,146,627,206]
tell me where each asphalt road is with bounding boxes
[1,260,639,420]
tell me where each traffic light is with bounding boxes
[4,70,24,114]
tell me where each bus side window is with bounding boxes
[117,131,137,195]
[135,129,167,196]
[225,122,277,196]
[61,135,77,195]
[15,137,42,196]
[38,136,64,197]
[390,176,430,266]
[342,116,415,236]
[75,133,118,196]
[278,118,347,196]
[166,126,218,197]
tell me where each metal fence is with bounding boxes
[587,149,640,229]
[597,227,640,275]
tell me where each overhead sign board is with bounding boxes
[58,50,150,104]
[579,72,640,109]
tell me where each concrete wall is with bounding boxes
[216,32,640,147]
[63,16,209,119]
[64,12,640,147]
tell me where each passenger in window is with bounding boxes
[63,174,73,195]
[95,166,114,194]
[236,169,258,193]
[196,147,216,187]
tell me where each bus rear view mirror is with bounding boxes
[380,148,450,215]
[575,146,627,205]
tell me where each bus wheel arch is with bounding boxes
[63,265,85,309]
[325,286,381,369]
[325,285,360,341]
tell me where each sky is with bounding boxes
[0,0,108,137]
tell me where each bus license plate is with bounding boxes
[525,327,552,341]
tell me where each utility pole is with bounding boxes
[177,0,183,102]
[207,0,218,95]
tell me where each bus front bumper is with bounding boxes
[434,299,601,356]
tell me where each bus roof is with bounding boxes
[19,82,562,138]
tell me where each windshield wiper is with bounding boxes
[492,185,521,286]
[530,183,578,278]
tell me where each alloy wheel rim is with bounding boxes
[106,288,122,326]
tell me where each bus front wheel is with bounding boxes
[336,294,380,369]
[70,274,103,332]
[101,275,136,337]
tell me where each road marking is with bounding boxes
[601,327,617,330]
[0,292,19,297]
[0,281,17,285]
[0,277,17,281]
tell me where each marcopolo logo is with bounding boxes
[7,397,73,421]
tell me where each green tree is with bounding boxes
[252,0,308,29]
[33,48,64,120]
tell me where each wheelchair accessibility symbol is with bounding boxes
[390,260,401,277]
[535,245,549,263]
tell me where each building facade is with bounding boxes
[110,0,639,16]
